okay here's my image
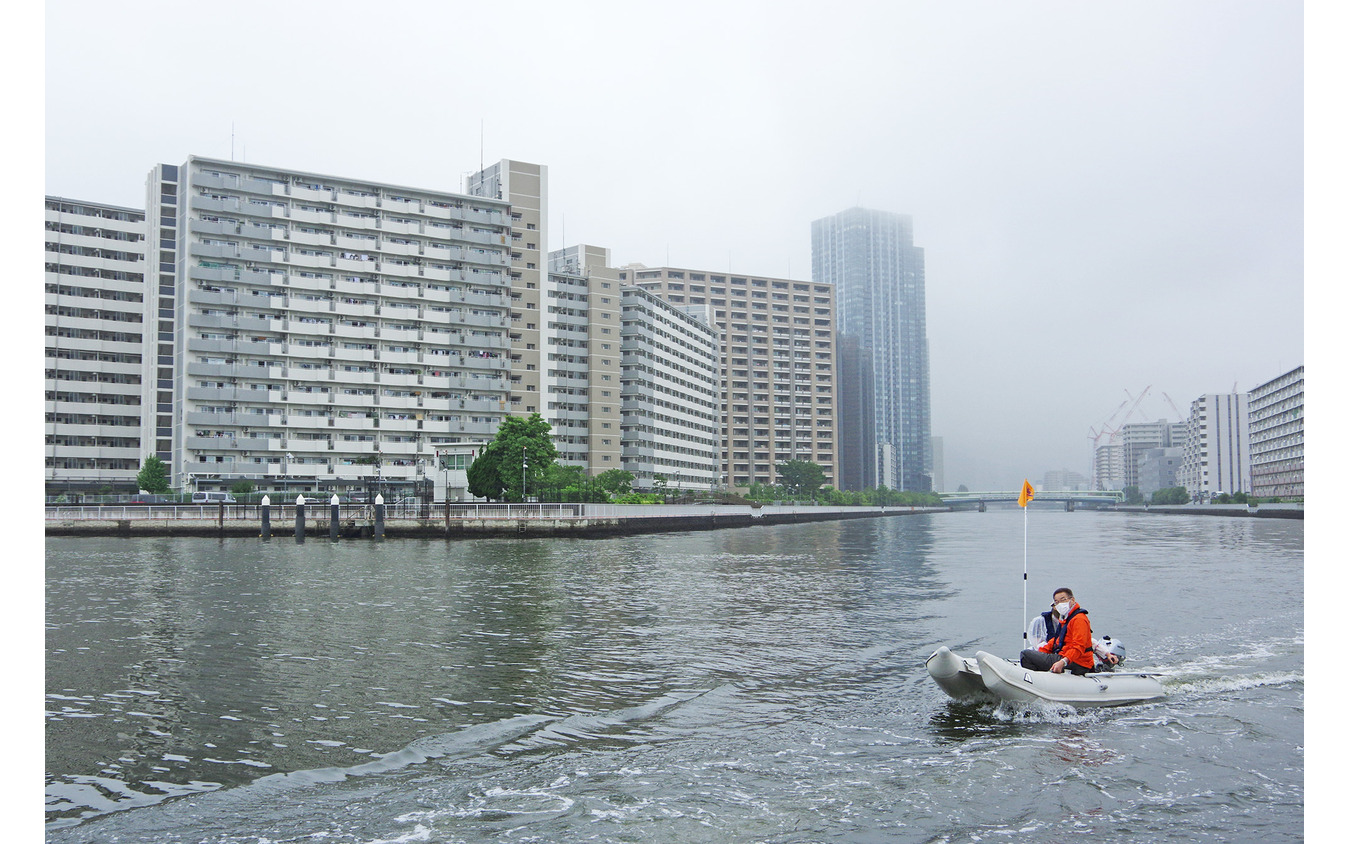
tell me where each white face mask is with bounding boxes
[1055,601,1073,617]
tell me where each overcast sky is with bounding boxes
[38,0,1312,491]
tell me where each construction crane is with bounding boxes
[1120,386,1151,430]
[1160,392,1185,422]
[1088,386,1153,450]
[1088,398,1129,451]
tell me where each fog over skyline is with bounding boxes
[40,1,1309,491]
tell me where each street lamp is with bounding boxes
[522,445,528,502]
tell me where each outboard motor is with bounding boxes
[1096,635,1127,670]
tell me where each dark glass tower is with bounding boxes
[812,207,931,492]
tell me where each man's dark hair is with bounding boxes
[1054,587,1075,600]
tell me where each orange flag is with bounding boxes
[1018,479,1035,508]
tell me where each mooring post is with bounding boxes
[295,494,306,543]
[330,493,340,541]
[374,492,385,540]
[261,495,271,539]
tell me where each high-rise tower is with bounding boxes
[812,207,931,492]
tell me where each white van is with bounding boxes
[192,491,237,504]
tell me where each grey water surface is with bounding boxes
[46,510,1303,842]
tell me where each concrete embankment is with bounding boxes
[45,505,949,539]
[1114,503,1303,520]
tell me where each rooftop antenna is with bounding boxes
[231,122,235,161]
[480,119,484,177]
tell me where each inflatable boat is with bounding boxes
[925,646,1165,707]
[924,646,992,701]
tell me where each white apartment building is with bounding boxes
[1180,393,1251,497]
[1093,442,1124,491]
[619,285,722,492]
[620,266,836,491]
[44,197,147,496]
[153,156,514,497]
[1248,365,1303,498]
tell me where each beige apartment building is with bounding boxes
[618,266,836,491]
[465,160,546,418]
[547,244,623,472]
[468,162,624,476]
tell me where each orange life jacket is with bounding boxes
[1038,604,1094,671]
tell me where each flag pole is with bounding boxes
[1018,479,1034,652]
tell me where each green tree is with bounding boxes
[776,460,826,499]
[1123,486,1144,505]
[541,463,598,502]
[594,469,635,499]
[467,413,558,502]
[467,444,506,501]
[136,455,170,494]
[230,480,256,496]
[1150,486,1190,505]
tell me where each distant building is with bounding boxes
[1180,393,1251,497]
[1043,468,1091,492]
[1093,442,1123,491]
[1119,419,1188,490]
[1137,447,1184,497]
[44,197,147,496]
[836,334,875,489]
[1247,365,1303,498]
[930,436,945,493]
[812,207,931,492]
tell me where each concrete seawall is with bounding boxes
[45,506,949,539]
[1113,504,1303,520]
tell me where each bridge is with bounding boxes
[937,490,1124,511]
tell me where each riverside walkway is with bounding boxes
[45,501,948,539]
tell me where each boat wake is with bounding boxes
[47,688,718,839]
[1160,669,1303,697]
[987,698,1102,725]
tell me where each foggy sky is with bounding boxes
[39,0,1308,491]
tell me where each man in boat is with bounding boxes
[1020,587,1117,675]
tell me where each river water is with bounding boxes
[45,510,1304,842]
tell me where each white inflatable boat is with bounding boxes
[924,646,992,700]
[925,646,1165,708]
